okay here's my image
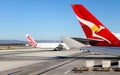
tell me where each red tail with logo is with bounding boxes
[71,4,120,46]
[26,34,37,47]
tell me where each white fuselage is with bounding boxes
[36,43,69,50]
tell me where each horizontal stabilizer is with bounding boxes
[72,37,104,41]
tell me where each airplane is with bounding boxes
[26,34,69,50]
[61,4,120,56]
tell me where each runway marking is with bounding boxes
[7,70,21,75]
[64,70,71,74]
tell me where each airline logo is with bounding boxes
[26,34,37,47]
[76,15,111,44]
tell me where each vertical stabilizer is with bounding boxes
[71,4,120,46]
[26,34,37,47]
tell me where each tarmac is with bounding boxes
[0,48,119,75]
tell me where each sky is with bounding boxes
[0,0,120,40]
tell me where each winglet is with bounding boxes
[61,37,86,50]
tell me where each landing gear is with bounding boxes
[53,44,63,51]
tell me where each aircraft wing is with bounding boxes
[61,37,120,56]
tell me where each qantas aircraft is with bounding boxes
[61,4,120,56]
[26,34,69,50]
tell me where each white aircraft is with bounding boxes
[26,34,69,50]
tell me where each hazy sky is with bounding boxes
[0,0,120,40]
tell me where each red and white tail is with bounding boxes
[26,34,37,47]
[71,4,120,46]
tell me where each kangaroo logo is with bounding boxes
[76,15,111,44]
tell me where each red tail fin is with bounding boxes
[71,4,120,46]
[26,34,37,47]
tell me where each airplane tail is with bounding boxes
[71,4,120,46]
[26,34,37,47]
